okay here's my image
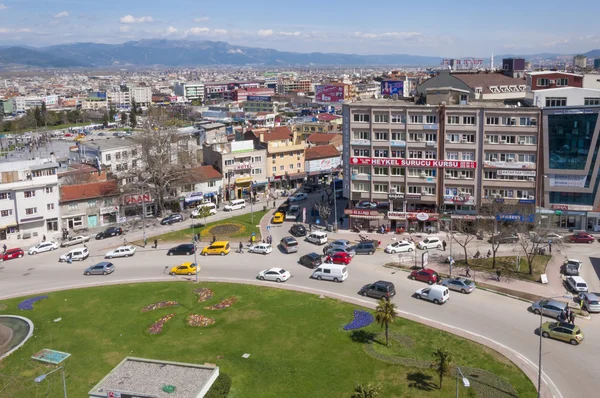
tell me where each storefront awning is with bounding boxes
[0,223,17,229]
[252,180,268,187]
[349,214,384,220]
[288,172,307,181]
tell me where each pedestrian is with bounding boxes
[42,234,46,242]
[496,268,501,281]
[559,310,566,322]
[239,242,244,253]
[549,241,552,254]
[339,216,344,227]
[564,307,570,322]
[321,194,324,202]
[465,265,471,277]
[2,244,6,253]
[442,240,447,251]
[569,310,575,325]
[154,239,158,249]
[273,201,276,209]
[580,297,585,310]
[212,234,216,243]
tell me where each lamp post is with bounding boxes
[34,366,67,398]
[332,177,338,231]
[455,366,470,398]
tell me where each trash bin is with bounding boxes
[327,224,334,232]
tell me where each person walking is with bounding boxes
[465,265,471,277]
[238,242,244,253]
[569,310,575,325]
[496,268,501,281]
[42,234,46,242]
[154,239,158,249]
[564,307,570,322]
[212,234,217,243]
[442,240,447,251]
[2,244,6,254]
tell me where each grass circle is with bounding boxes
[0,303,7,311]
[202,223,245,237]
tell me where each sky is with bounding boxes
[0,0,599,57]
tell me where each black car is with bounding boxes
[290,224,307,237]
[161,213,183,225]
[359,281,396,300]
[167,244,195,256]
[299,253,322,269]
[352,241,378,255]
[95,227,123,240]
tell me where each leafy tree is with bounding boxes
[131,98,139,115]
[375,298,396,346]
[193,204,213,225]
[102,111,109,128]
[109,106,117,122]
[431,348,453,389]
[41,102,47,125]
[33,106,43,127]
[130,110,137,128]
[351,383,381,398]
[121,111,128,126]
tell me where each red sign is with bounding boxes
[235,164,252,170]
[315,85,345,103]
[124,193,152,205]
[350,157,477,169]
[344,209,379,216]
[551,204,569,210]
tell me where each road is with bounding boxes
[1,200,600,398]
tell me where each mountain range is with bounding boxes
[0,39,597,68]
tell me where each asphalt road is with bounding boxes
[1,206,600,398]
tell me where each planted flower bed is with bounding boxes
[18,296,48,311]
[343,310,374,331]
[188,314,215,327]
[194,288,214,303]
[205,296,237,310]
[141,301,179,312]
[148,314,175,335]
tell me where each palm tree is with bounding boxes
[431,348,453,389]
[375,298,396,346]
[351,383,381,398]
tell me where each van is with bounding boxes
[59,247,90,262]
[192,203,217,218]
[306,231,328,245]
[312,263,348,283]
[414,285,449,304]
[201,241,231,256]
[280,236,299,254]
[224,199,246,211]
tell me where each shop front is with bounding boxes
[0,223,18,241]
[406,212,439,233]
[234,176,253,199]
[550,205,588,230]
[184,192,204,209]
[286,172,307,189]
[100,206,119,226]
[442,192,476,214]
[345,209,385,230]
[586,212,600,231]
[122,193,155,218]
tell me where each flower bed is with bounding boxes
[205,296,237,310]
[141,301,179,312]
[343,310,374,331]
[187,314,215,327]
[194,288,214,303]
[18,296,48,311]
[149,314,175,335]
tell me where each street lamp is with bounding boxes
[456,366,470,397]
[34,366,67,398]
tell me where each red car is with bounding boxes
[325,252,352,265]
[409,268,439,285]
[1,248,25,261]
[568,232,595,244]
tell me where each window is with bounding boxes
[425,115,437,124]
[71,216,84,227]
[352,166,370,175]
[252,155,262,162]
[461,134,475,143]
[208,181,216,187]
[408,186,421,194]
[87,200,97,208]
[224,159,234,166]
[408,150,422,159]
[446,152,458,160]
[373,167,389,176]
[353,182,368,192]
[25,207,37,215]
[556,78,568,86]
[391,131,405,141]
[486,135,499,144]
[289,164,294,170]
[105,154,111,161]
[45,187,53,194]
[353,148,370,157]
[391,167,404,176]
[546,97,567,107]
[461,152,475,161]
[502,117,517,126]
[519,117,537,126]
[353,131,370,140]
[272,166,277,172]
[391,114,405,123]
[447,116,460,124]
[353,114,370,122]
[408,168,436,177]
[516,190,533,199]
[252,168,263,175]
[446,134,460,143]
[500,135,516,144]
[288,152,294,157]
[131,149,138,157]
[520,136,537,145]
[518,154,536,163]
[279,153,284,159]
[1,209,12,217]
[374,183,388,193]
[422,186,436,195]
[391,150,405,158]
[0,192,11,200]
[484,171,497,180]
[68,203,79,211]
[132,160,138,168]
[409,115,423,124]
[374,149,388,157]
[374,114,389,123]
[424,133,436,142]
[409,133,423,142]
[24,190,35,198]
[115,152,121,160]
[47,203,55,210]
[424,151,437,159]
[280,165,285,171]
[486,117,500,125]
[462,116,475,125]
[537,78,550,87]
[584,98,600,106]
[374,131,388,141]
[297,163,301,169]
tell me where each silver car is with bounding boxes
[440,277,475,294]
[578,292,600,313]
[84,262,115,276]
[326,247,356,258]
[328,239,351,249]
[531,299,568,320]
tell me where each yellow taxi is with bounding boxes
[201,241,231,256]
[272,212,285,224]
[169,262,198,275]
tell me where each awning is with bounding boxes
[349,214,384,220]
[252,180,268,187]
[288,172,307,181]
[0,223,17,229]
[203,192,217,197]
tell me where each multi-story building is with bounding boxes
[305,145,342,185]
[276,79,312,94]
[0,159,60,242]
[243,97,278,113]
[342,98,540,231]
[225,87,274,102]
[306,133,343,151]
[107,87,131,110]
[526,87,600,108]
[13,95,59,114]
[79,139,142,183]
[526,72,583,92]
[178,165,223,207]
[574,55,588,69]
[595,58,600,70]
[174,82,205,102]
[0,98,14,116]
[130,86,152,107]
[59,180,120,230]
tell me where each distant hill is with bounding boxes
[0,46,88,68]
[584,49,600,58]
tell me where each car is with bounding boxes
[531,299,569,320]
[578,292,600,313]
[167,244,196,256]
[249,243,272,255]
[1,248,24,261]
[414,285,449,304]
[532,232,563,243]
[488,234,519,244]
[272,212,285,224]
[277,202,290,214]
[355,201,377,209]
[441,277,476,294]
[191,204,217,218]
[28,241,58,255]
[201,241,230,256]
[359,281,396,300]
[541,321,584,345]
[303,185,318,193]
[290,224,307,237]
[59,247,90,262]
[326,247,356,258]
[385,240,415,254]
[285,205,301,221]
[325,252,352,265]
[352,241,378,255]
[567,232,595,243]
[288,193,308,202]
[417,237,443,250]
[566,276,589,292]
[169,262,198,275]
[160,213,183,225]
[562,259,582,276]
[299,253,322,269]
[328,239,351,249]
[95,227,123,240]
[257,267,291,282]
[409,268,440,285]
[280,236,299,253]
[105,245,136,259]
[84,262,115,276]
[60,235,90,247]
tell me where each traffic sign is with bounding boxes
[266,226,271,230]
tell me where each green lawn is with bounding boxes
[0,283,536,397]
[456,255,551,282]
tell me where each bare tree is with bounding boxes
[314,201,332,226]
[516,220,552,276]
[450,219,477,266]
[478,201,515,269]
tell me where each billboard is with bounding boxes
[548,174,587,188]
[315,85,345,103]
[380,81,404,96]
[247,95,272,102]
[306,156,342,173]
[350,157,477,169]
[88,91,107,100]
[442,58,484,70]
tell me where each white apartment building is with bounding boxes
[131,86,152,107]
[13,95,59,113]
[107,88,131,109]
[79,139,142,183]
[174,82,205,102]
[0,159,61,242]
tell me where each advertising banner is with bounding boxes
[548,174,587,188]
[344,209,379,216]
[350,157,476,169]
[380,81,404,96]
[306,156,342,173]
[483,160,535,170]
[247,95,272,102]
[497,170,536,177]
[315,85,345,103]
[124,193,152,205]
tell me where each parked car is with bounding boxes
[288,193,308,202]
[167,243,196,256]
[328,239,351,249]
[414,285,449,304]
[160,213,184,225]
[562,259,582,276]
[257,267,291,282]
[311,263,348,282]
[488,234,519,244]
[359,281,396,300]
[531,299,569,320]
[279,236,299,254]
[303,185,318,193]
[59,247,89,262]
[224,199,246,211]
[290,224,307,237]
[441,277,475,294]
[95,227,123,240]
[355,201,377,209]
[1,248,24,261]
[105,245,136,259]
[567,232,595,243]
[272,212,285,224]
[417,237,443,250]
[566,276,589,292]
[191,203,217,218]
[326,247,356,258]
[299,253,322,269]
[201,241,230,256]
[169,262,198,276]
[285,205,300,221]
[532,232,563,243]
[409,268,440,285]
[578,292,600,313]
[385,240,415,254]
[306,231,328,245]
[249,243,272,255]
[60,235,90,247]
[352,241,378,255]
[84,262,115,276]
[28,241,58,255]
[541,321,584,345]
[325,252,352,265]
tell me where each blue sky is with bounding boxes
[0,0,599,57]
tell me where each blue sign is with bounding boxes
[519,199,536,204]
[266,226,271,230]
[247,95,272,102]
[496,214,535,223]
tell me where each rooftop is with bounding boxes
[316,113,342,122]
[528,71,583,77]
[188,165,223,182]
[349,98,535,109]
[259,126,294,142]
[306,133,339,144]
[452,72,526,94]
[83,138,138,151]
[305,144,340,160]
[60,180,118,202]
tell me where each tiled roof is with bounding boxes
[316,113,341,122]
[60,180,118,203]
[260,126,293,142]
[189,165,223,182]
[307,133,337,143]
[452,72,526,94]
[305,145,340,160]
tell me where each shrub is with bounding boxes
[205,373,232,398]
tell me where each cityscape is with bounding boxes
[1,1,600,397]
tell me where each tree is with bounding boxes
[33,106,43,128]
[351,383,381,398]
[313,201,332,226]
[516,220,552,276]
[193,204,212,225]
[109,106,117,123]
[41,102,47,126]
[478,201,514,269]
[131,98,139,115]
[450,219,477,266]
[375,298,396,346]
[129,110,137,128]
[431,348,453,389]
[121,111,128,126]
[102,111,109,128]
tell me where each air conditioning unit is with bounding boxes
[491,157,498,162]
[297,156,301,160]
[510,117,517,124]
[459,175,467,179]
[500,139,507,144]
[272,159,276,163]
[528,195,535,200]
[492,194,501,198]
[445,173,452,178]
[519,140,525,145]
[415,137,423,142]
[426,141,435,147]
[485,138,491,144]
[420,172,427,178]
[507,158,515,163]
[528,177,535,182]
[460,139,467,143]
[446,139,452,143]
[549,80,556,84]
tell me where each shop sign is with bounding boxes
[519,199,535,204]
[551,204,569,210]
[423,124,438,130]
[405,193,422,200]
[100,206,119,214]
[390,140,406,147]
[388,193,405,200]
[124,193,151,205]
[350,157,476,169]
[548,174,587,188]
[387,211,406,219]
[443,195,475,206]
[483,161,535,170]
[497,169,536,177]
[235,163,252,170]
[416,212,429,221]
[496,214,535,222]
[344,209,379,216]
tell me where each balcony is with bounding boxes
[350,139,371,146]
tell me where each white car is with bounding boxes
[105,245,137,259]
[289,193,308,202]
[249,243,272,255]
[385,240,415,254]
[28,241,59,255]
[566,276,589,292]
[533,232,564,243]
[60,235,90,247]
[257,267,291,282]
[417,237,443,250]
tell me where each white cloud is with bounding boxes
[279,31,301,37]
[54,11,69,18]
[258,29,273,37]
[193,17,209,22]
[213,29,228,35]
[120,15,154,24]
[354,31,422,40]
[0,4,7,10]
[166,26,178,34]
[186,27,210,36]
[0,27,32,34]
[119,26,131,33]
